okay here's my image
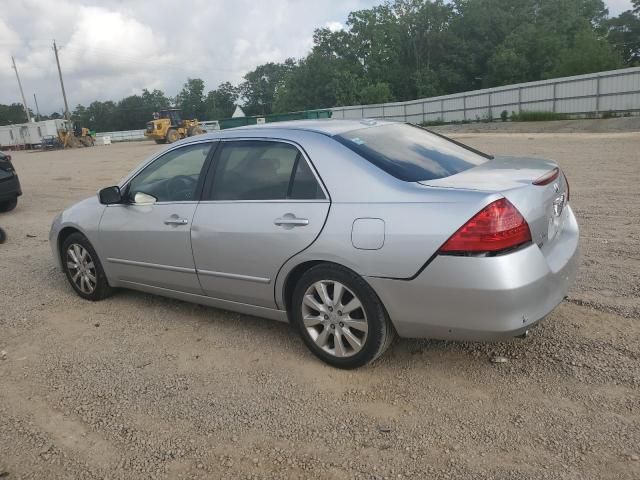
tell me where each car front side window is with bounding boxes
[127,142,212,203]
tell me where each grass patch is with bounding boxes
[511,111,568,122]
[420,119,447,127]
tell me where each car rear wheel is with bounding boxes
[292,264,395,369]
[61,233,113,301]
[0,197,17,212]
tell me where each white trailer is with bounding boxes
[0,119,70,149]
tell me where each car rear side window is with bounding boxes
[334,123,491,182]
[208,141,325,201]
[290,156,325,200]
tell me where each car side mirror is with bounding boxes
[133,192,157,205]
[98,186,122,205]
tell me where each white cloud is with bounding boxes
[606,0,633,15]
[325,21,345,32]
[0,0,378,113]
[0,0,630,114]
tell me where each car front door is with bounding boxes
[99,141,215,294]
[191,139,330,308]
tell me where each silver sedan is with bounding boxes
[50,120,579,368]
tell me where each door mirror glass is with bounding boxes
[133,192,157,205]
[98,186,122,205]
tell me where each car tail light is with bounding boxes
[439,198,532,254]
[533,167,559,186]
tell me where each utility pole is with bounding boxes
[33,93,41,121]
[53,40,71,121]
[11,56,32,123]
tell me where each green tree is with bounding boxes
[548,28,623,77]
[607,9,640,66]
[204,82,238,119]
[393,0,455,97]
[273,50,363,112]
[175,78,206,119]
[116,95,150,130]
[141,88,171,112]
[87,101,118,131]
[241,60,295,116]
[0,103,33,125]
[359,82,393,104]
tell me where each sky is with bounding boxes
[0,0,634,115]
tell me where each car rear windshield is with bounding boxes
[334,123,491,182]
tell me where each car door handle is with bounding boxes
[274,215,309,227]
[164,217,189,225]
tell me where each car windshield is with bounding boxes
[334,123,491,182]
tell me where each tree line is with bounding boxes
[1,0,638,130]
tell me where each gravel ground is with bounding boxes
[0,133,638,480]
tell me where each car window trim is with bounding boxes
[120,140,219,204]
[285,153,302,198]
[202,138,329,203]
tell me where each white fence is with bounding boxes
[331,67,640,123]
[95,129,146,142]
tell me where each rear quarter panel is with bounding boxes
[273,132,497,308]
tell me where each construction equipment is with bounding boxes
[56,122,95,148]
[144,108,204,144]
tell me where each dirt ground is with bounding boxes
[0,132,638,480]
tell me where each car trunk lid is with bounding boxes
[419,156,570,250]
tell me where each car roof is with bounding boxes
[228,118,398,137]
[170,119,400,148]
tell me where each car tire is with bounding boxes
[61,232,114,301]
[0,197,17,212]
[154,139,166,144]
[292,263,395,369]
[166,129,180,144]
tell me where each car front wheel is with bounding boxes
[61,233,113,301]
[292,264,395,369]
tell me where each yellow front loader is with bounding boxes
[144,108,204,144]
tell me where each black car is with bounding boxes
[0,151,22,212]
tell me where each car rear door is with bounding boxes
[191,139,330,308]
[99,141,216,294]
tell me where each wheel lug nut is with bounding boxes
[324,315,329,320]
[339,322,344,327]
[328,306,333,312]
[337,311,342,316]
[330,324,335,329]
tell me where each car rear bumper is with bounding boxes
[367,206,579,341]
[0,175,22,201]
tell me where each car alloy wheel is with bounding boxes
[301,280,369,358]
[66,243,97,294]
